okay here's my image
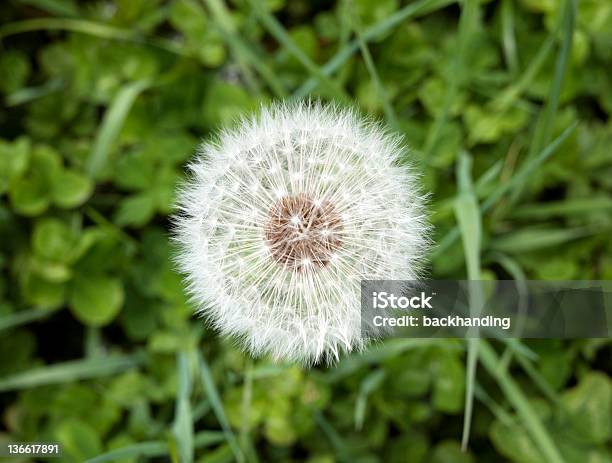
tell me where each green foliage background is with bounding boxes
[0,0,611,461]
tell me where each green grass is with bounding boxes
[171,351,194,463]
[198,352,245,463]
[0,353,146,392]
[453,151,483,451]
[0,0,611,461]
[86,79,152,178]
[0,308,50,332]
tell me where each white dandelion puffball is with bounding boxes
[173,102,429,365]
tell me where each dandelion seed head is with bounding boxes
[173,101,429,365]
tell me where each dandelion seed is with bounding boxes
[173,101,429,365]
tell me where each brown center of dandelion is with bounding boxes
[264,193,343,270]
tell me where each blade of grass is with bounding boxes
[86,79,151,178]
[172,351,194,463]
[198,444,233,463]
[197,352,244,463]
[474,383,515,426]
[431,122,577,260]
[86,432,225,463]
[482,264,557,413]
[432,159,503,224]
[0,18,192,58]
[510,197,612,219]
[5,78,64,106]
[514,354,561,406]
[193,431,226,447]
[490,226,596,254]
[0,17,134,40]
[424,0,480,156]
[354,369,386,430]
[491,36,555,111]
[239,358,259,463]
[0,352,145,392]
[480,123,576,211]
[314,411,353,463]
[454,152,482,280]
[527,0,576,159]
[337,0,353,53]
[479,340,565,463]
[349,0,399,129]
[203,0,287,97]
[453,151,483,451]
[488,252,528,371]
[0,308,51,332]
[325,338,446,382]
[18,0,80,16]
[192,399,211,422]
[500,339,537,361]
[509,0,576,203]
[247,0,350,101]
[294,0,456,98]
[240,358,253,447]
[86,442,168,463]
[500,0,518,75]
[203,0,259,94]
